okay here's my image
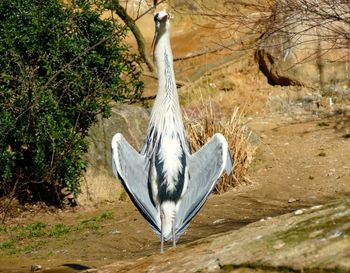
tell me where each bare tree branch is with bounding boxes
[110,0,155,72]
[178,0,350,55]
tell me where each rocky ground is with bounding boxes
[99,198,350,273]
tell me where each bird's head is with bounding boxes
[154,10,169,32]
[152,11,170,55]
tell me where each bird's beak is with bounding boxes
[151,32,157,59]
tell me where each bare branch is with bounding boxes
[110,0,155,72]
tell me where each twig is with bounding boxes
[173,40,237,61]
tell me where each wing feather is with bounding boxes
[175,133,233,238]
[111,133,160,235]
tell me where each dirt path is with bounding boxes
[1,113,349,273]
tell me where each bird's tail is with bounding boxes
[161,201,176,240]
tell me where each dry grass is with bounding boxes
[184,102,257,194]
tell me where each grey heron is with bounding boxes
[111,11,233,253]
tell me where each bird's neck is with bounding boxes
[143,29,188,155]
[154,31,177,101]
[151,30,183,128]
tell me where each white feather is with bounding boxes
[158,136,183,192]
[161,201,176,238]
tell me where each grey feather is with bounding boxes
[225,150,234,175]
[174,133,233,238]
[111,133,161,235]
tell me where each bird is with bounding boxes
[111,10,233,253]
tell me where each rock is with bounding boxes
[30,264,42,272]
[99,198,350,272]
[77,104,150,205]
[294,209,304,215]
[255,10,350,92]
[213,219,226,224]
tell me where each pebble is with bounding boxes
[326,168,336,176]
[273,241,285,249]
[30,264,42,272]
[213,219,226,224]
[110,229,121,234]
[294,209,304,215]
[288,198,298,203]
[259,217,272,222]
[311,205,323,210]
[329,230,343,239]
[308,195,318,200]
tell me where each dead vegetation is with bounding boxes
[185,103,257,193]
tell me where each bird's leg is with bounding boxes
[160,210,164,254]
[172,213,176,248]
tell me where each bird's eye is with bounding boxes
[154,13,159,22]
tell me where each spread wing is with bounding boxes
[111,133,161,235]
[175,133,233,238]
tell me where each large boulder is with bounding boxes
[256,11,350,92]
[100,198,350,272]
[77,104,150,205]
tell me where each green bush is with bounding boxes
[0,0,143,205]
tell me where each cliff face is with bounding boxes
[255,11,350,92]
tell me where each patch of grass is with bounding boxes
[48,224,71,237]
[0,240,14,250]
[28,240,48,253]
[0,222,49,255]
[0,240,22,254]
[0,225,7,233]
[25,222,47,230]
[80,221,100,230]
[23,245,36,253]
[99,211,113,220]
[16,222,47,239]
[0,211,114,255]
[0,239,49,255]
[78,211,114,230]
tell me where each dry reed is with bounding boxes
[184,103,257,194]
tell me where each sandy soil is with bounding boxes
[1,10,350,273]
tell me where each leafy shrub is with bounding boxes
[0,0,143,205]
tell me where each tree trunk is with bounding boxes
[111,0,155,72]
